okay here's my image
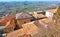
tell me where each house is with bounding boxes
[7,21,39,37]
[16,12,32,28]
[7,18,53,37]
[4,14,15,32]
[33,12,46,19]
[0,14,16,33]
[45,9,57,19]
[5,18,16,29]
[22,22,39,36]
[22,19,52,37]
[4,19,16,33]
[0,14,15,26]
[41,18,53,23]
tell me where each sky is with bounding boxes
[0,0,60,2]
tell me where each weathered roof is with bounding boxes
[7,21,39,37]
[5,19,16,29]
[7,17,53,37]
[37,14,46,18]
[33,12,46,19]
[7,29,25,37]
[16,12,32,19]
[46,9,57,13]
[0,14,15,26]
[22,22,39,36]
[41,18,53,23]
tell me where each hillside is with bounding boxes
[0,1,60,17]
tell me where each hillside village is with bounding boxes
[0,6,59,37]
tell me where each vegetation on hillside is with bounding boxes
[51,6,60,37]
[54,6,60,20]
[0,1,59,17]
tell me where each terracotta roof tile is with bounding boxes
[5,19,16,29]
[7,29,25,37]
[33,12,46,19]
[41,18,53,23]
[6,17,53,37]
[7,21,39,37]
[22,22,39,36]
[37,14,46,18]
[0,14,15,26]
[47,9,57,13]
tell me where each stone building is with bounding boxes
[3,14,16,33]
[45,9,57,19]
[33,12,46,20]
[16,12,32,28]
[0,14,15,26]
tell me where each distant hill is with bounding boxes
[0,1,60,17]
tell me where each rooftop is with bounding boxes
[0,14,15,26]
[41,18,53,23]
[7,29,25,37]
[33,12,46,19]
[16,12,32,19]
[22,22,39,36]
[46,9,57,13]
[7,21,39,37]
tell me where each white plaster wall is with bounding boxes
[45,11,54,18]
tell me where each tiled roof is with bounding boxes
[16,12,32,19]
[33,12,46,19]
[7,21,39,37]
[7,17,53,37]
[5,19,16,29]
[7,29,25,37]
[41,18,53,23]
[0,14,15,26]
[47,9,57,13]
[37,14,46,18]
[22,22,39,36]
